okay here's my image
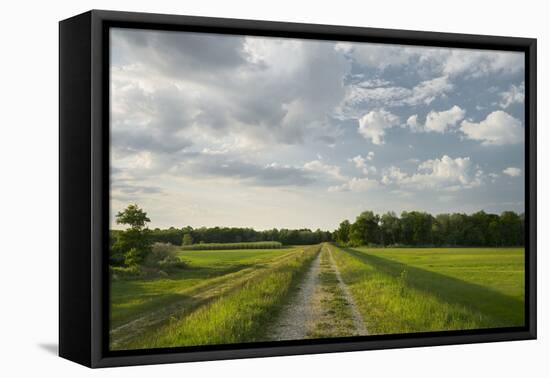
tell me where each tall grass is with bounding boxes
[328,245,524,335]
[181,241,283,250]
[110,247,300,346]
[116,245,320,349]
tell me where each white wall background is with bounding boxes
[0,0,546,376]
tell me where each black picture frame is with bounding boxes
[59,9,537,368]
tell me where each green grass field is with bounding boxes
[111,248,292,328]
[180,241,283,250]
[329,245,525,334]
[110,245,319,349]
[110,244,525,350]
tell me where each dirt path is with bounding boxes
[269,250,322,341]
[270,244,367,340]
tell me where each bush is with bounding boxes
[110,265,141,280]
[143,242,188,271]
[124,248,141,267]
[143,242,175,266]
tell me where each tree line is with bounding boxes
[143,225,334,246]
[110,204,333,267]
[334,210,524,247]
[110,204,525,268]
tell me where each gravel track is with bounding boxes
[270,244,368,340]
[269,251,322,341]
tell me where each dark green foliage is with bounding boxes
[401,211,433,245]
[182,233,193,245]
[112,227,152,266]
[109,265,141,279]
[149,226,333,246]
[380,212,401,245]
[124,248,142,267]
[149,226,281,246]
[336,210,524,247]
[334,220,351,244]
[116,204,150,230]
[113,204,153,267]
[499,211,523,246]
[149,227,184,245]
[109,230,126,266]
[350,211,381,246]
[113,202,334,248]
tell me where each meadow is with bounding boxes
[329,245,525,334]
[110,245,319,349]
[180,241,283,250]
[110,243,525,350]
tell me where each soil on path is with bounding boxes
[270,244,367,341]
[269,250,322,341]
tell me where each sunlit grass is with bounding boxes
[110,248,293,329]
[111,243,525,350]
[329,245,525,335]
[118,245,320,349]
[180,241,283,250]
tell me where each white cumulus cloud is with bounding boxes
[425,105,466,133]
[407,105,466,133]
[348,155,376,175]
[303,160,346,181]
[381,166,408,185]
[337,43,524,78]
[328,177,379,192]
[382,155,483,191]
[460,111,523,146]
[339,76,453,117]
[503,167,522,177]
[358,109,400,145]
[499,82,525,108]
[442,50,524,77]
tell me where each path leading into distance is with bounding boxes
[270,244,367,340]
[270,249,322,340]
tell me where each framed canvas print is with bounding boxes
[59,10,537,368]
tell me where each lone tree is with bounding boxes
[113,204,152,267]
[116,204,151,230]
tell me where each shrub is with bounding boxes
[124,248,141,267]
[143,242,188,271]
[110,265,141,280]
[143,242,176,266]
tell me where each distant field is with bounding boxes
[110,244,525,350]
[180,241,283,250]
[329,246,525,334]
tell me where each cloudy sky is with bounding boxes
[110,28,525,231]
